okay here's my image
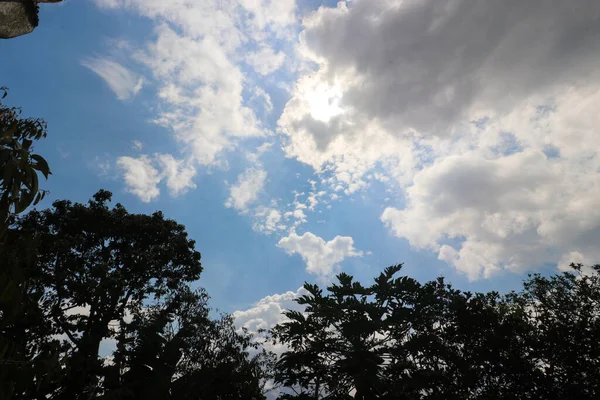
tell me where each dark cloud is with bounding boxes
[302,0,600,134]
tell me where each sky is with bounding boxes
[2,0,600,338]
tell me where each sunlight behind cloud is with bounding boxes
[305,83,344,122]
[92,0,600,282]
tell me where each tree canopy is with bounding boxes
[271,264,600,399]
[1,192,272,400]
[0,87,51,230]
[3,191,600,400]
[1,87,53,400]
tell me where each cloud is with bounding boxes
[233,287,306,334]
[250,87,274,116]
[141,25,264,166]
[81,57,144,100]
[91,155,112,177]
[253,206,285,234]
[117,154,197,202]
[116,155,161,202]
[278,231,363,278]
[132,140,143,151]
[246,46,286,75]
[380,97,600,280]
[156,154,197,196]
[238,0,297,40]
[226,168,268,212]
[100,0,600,279]
[296,0,600,135]
[93,0,120,8]
[94,0,297,170]
[558,251,586,273]
[280,0,600,181]
[277,0,600,278]
[233,285,307,400]
[278,72,419,193]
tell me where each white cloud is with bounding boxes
[116,155,161,202]
[558,251,587,273]
[226,168,268,212]
[91,155,112,177]
[293,209,306,220]
[137,25,264,166]
[81,57,143,100]
[381,101,600,280]
[278,71,419,193]
[277,0,600,278]
[233,287,308,400]
[253,206,285,234]
[132,140,143,151]
[278,231,363,279]
[93,0,120,8]
[306,190,326,211]
[117,153,197,202]
[100,0,600,279]
[246,141,273,164]
[233,287,306,334]
[233,285,307,400]
[156,154,197,196]
[246,46,286,75]
[238,0,297,39]
[94,0,297,171]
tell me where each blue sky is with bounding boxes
[3,0,600,327]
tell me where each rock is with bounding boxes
[0,0,61,39]
[0,0,39,39]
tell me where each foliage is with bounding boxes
[517,264,600,398]
[0,88,52,400]
[101,287,273,400]
[272,263,600,399]
[0,87,51,231]
[3,192,271,399]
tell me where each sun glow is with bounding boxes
[306,84,344,122]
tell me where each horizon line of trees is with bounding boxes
[3,89,600,400]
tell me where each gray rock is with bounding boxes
[0,0,38,39]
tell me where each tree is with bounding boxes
[517,264,600,399]
[102,287,273,400]
[0,87,51,231]
[272,263,600,399]
[0,87,52,400]
[272,265,420,399]
[4,191,272,399]
[14,191,202,398]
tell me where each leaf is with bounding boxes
[14,189,35,214]
[2,161,15,189]
[22,164,33,190]
[1,122,18,139]
[33,191,42,206]
[31,154,51,179]
[31,167,39,195]
[0,148,10,163]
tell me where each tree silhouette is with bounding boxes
[0,87,53,400]
[272,263,600,399]
[0,87,50,228]
[102,287,272,400]
[4,192,271,399]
